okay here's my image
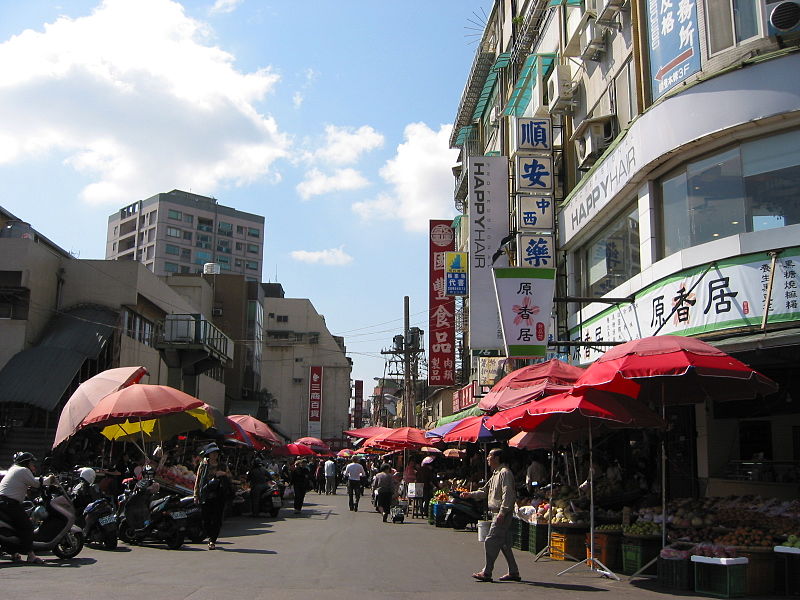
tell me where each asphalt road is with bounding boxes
[0,488,777,599]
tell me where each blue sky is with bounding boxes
[0,0,491,390]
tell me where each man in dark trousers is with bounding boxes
[462,448,520,582]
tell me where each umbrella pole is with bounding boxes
[535,435,557,562]
[570,443,579,485]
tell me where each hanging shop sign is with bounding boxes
[517,233,555,269]
[516,155,553,194]
[478,356,509,387]
[445,251,468,296]
[517,194,554,231]
[429,220,456,386]
[646,0,701,99]
[568,247,800,363]
[468,156,508,350]
[493,267,557,358]
[514,117,553,153]
[307,366,323,438]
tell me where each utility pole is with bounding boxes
[380,296,424,429]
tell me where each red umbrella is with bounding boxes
[228,414,282,445]
[295,436,331,452]
[54,366,149,448]
[479,359,584,413]
[80,384,203,427]
[442,416,494,443]
[272,443,315,456]
[575,335,778,403]
[364,426,428,449]
[343,426,394,439]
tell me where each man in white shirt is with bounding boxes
[323,458,337,495]
[343,458,366,511]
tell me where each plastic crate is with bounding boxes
[621,540,660,576]
[550,531,585,561]
[739,550,776,596]
[432,503,448,527]
[427,503,434,525]
[775,553,800,596]
[528,523,549,554]
[694,562,747,598]
[657,557,694,591]
[586,532,622,572]
[512,519,530,551]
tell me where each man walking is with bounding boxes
[462,448,520,583]
[343,457,366,511]
[323,457,337,495]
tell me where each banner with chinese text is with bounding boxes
[429,220,456,385]
[468,156,508,350]
[478,356,509,387]
[353,380,363,429]
[568,248,800,363]
[647,0,701,99]
[452,382,476,413]
[493,267,557,357]
[307,366,323,438]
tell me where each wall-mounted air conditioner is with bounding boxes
[547,65,576,113]
[580,18,606,61]
[763,0,800,36]
[529,59,549,117]
[491,104,502,124]
[596,0,627,23]
[572,115,614,169]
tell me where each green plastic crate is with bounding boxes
[512,519,529,551]
[528,523,549,554]
[694,563,747,598]
[621,542,659,576]
[657,557,693,591]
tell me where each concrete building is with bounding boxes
[451,1,800,497]
[105,189,265,280]
[261,284,352,445]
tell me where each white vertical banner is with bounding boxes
[468,155,509,350]
[493,267,556,358]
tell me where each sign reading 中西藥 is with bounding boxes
[468,156,507,350]
[647,0,701,99]
[445,251,468,296]
[517,233,555,269]
[429,220,456,386]
[516,155,553,194]
[518,195,554,231]
[569,248,800,363]
[514,117,553,153]
[307,366,323,438]
[494,267,557,357]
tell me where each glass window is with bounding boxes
[247,227,260,237]
[236,225,244,234]
[686,148,746,244]
[579,204,640,297]
[184,214,193,224]
[180,265,191,274]
[181,248,191,260]
[168,209,182,220]
[196,234,211,249]
[743,130,800,232]
[245,260,258,270]
[217,240,231,253]
[706,0,760,55]
[235,242,243,251]
[218,221,233,236]
[166,227,181,238]
[247,244,259,254]
[217,256,231,270]
[164,262,179,273]
[165,244,180,255]
[195,251,212,265]
[235,259,243,267]
[197,217,213,232]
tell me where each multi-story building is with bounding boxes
[452,1,800,497]
[105,189,265,280]
[261,284,352,445]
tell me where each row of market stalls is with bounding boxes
[345,336,800,596]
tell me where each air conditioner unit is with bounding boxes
[528,59,549,117]
[763,0,800,36]
[212,307,223,317]
[491,104,502,124]
[547,65,575,113]
[580,18,606,61]
[573,116,614,168]
[596,0,626,23]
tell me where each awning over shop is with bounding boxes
[434,404,485,428]
[503,54,556,117]
[471,52,512,121]
[0,306,117,411]
[454,125,476,147]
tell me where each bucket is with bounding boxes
[477,520,492,542]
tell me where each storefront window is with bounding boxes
[705,0,760,55]
[659,130,800,257]
[578,204,640,297]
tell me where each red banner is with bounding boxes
[452,382,475,412]
[429,220,456,385]
[353,380,363,429]
[308,366,323,437]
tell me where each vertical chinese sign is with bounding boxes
[468,156,508,350]
[353,380,363,429]
[429,220,456,386]
[493,267,556,357]
[647,0,700,99]
[307,366,323,438]
[445,251,468,296]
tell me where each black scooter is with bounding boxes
[258,480,284,518]
[82,497,118,550]
[117,477,186,549]
[444,491,485,530]
[176,496,205,543]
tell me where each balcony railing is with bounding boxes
[155,314,233,363]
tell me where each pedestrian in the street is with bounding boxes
[323,457,337,495]
[314,459,326,494]
[0,452,55,563]
[246,458,269,517]
[462,447,520,583]
[372,463,396,522]
[193,443,229,550]
[289,459,310,514]
[344,456,366,511]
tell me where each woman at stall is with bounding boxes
[194,443,230,550]
[289,459,310,515]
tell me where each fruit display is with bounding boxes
[157,464,196,489]
[596,524,622,533]
[783,534,800,548]
[692,543,738,558]
[623,521,661,537]
[660,542,695,560]
[669,526,717,543]
[713,526,774,548]
[432,491,449,503]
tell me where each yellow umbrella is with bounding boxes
[100,407,213,443]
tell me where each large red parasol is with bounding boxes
[343,426,394,439]
[478,359,584,413]
[272,443,315,456]
[80,384,203,428]
[295,436,331,453]
[228,414,283,445]
[441,416,494,443]
[363,427,429,450]
[53,366,149,448]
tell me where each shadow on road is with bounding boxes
[521,581,608,592]
[0,557,98,569]
[218,548,277,555]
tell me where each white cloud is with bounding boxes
[290,246,353,266]
[352,122,458,232]
[209,0,243,15]
[0,0,289,205]
[313,124,384,166]
[292,91,304,108]
[296,167,369,200]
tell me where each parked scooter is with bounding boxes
[117,468,186,549]
[0,474,84,559]
[70,467,118,550]
[444,491,485,530]
[258,480,284,518]
[176,496,205,543]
